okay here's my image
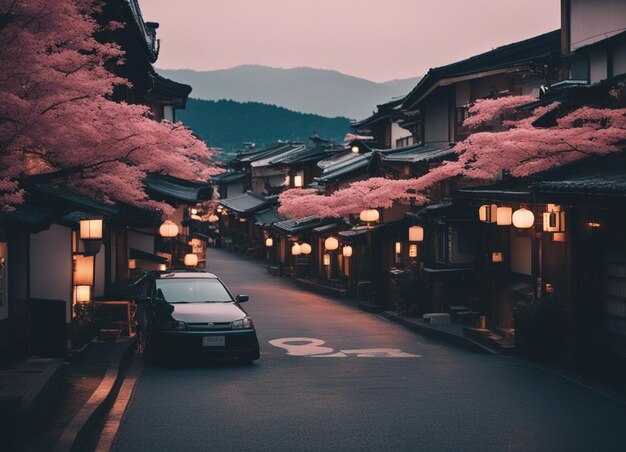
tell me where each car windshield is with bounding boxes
[155,279,232,303]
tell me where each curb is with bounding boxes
[53,337,136,452]
[380,311,496,355]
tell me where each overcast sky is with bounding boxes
[141,0,561,83]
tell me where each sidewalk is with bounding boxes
[1,336,135,451]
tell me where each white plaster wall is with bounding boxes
[128,230,155,254]
[570,0,626,51]
[391,123,412,148]
[590,49,608,84]
[30,224,72,321]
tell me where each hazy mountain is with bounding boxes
[176,98,351,152]
[158,65,421,120]
[383,76,423,96]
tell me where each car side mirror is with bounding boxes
[236,294,249,303]
[132,295,150,304]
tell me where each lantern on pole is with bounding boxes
[184,253,198,267]
[79,217,103,256]
[512,208,535,229]
[159,220,179,238]
[408,226,424,242]
[324,236,339,251]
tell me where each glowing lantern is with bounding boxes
[128,259,136,269]
[492,252,504,263]
[553,233,566,242]
[496,207,512,226]
[300,243,312,255]
[395,242,402,254]
[159,220,179,238]
[208,214,219,223]
[217,206,223,213]
[159,264,167,271]
[80,218,103,240]
[190,208,198,215]
[359,209,379,223]
[324,237,339,251]
[265,237,273,247]
[408,226,424,242]
[323,254,331,266]
[291,243,302,256]
[294,175,303,187]
[512,208,534,229]
[478,204,497,223]
[351,145,359,153]
[409,244,418,258]
[342,246,353,257]
[543,210,565,233]
[75,285,91,302]
[74,255,94,286]
[184,253,198,267]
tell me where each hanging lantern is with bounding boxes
[79,217,103,256]
[190,208,198,215]
[184,253,198,267]
[359,209,380,223]
[159,220,179,238]
[395,242,402,254]
[491,252,504,263]
[324,236,339,250]
[300,243,312,255]
[265,237,273,247]
[512,208,535,229]
[217,206,223,213]
[478,204,497,223]
[208,214,219,223]
[291,243,302,256]
[294,175,303,187]
[159,263,167,271]
[351,145,359,153]
[408,225,424,242]
[128,259,136,270]
[342,245,353,257]
[74,255,94,286]
[409,244,418,258]
[543,210,565,232]
[75,285,91,303]
[323,254,331,266]
[496,207,512,226]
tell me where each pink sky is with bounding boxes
[140,0,561,83]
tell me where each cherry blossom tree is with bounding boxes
[279,92,626,219]
[0,0,220,213]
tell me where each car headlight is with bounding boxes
[158,320,187,331]
[231,317,254,329]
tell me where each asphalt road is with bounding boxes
[113,248,626,452]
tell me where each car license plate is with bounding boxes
[202,336,225,347]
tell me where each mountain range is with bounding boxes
[158,65,421,120]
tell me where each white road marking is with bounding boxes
[269,337,421,358]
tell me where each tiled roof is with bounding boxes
[145,174,210,203]
[211,171,247,185]
[318,153,371,183]
[250,143,308,168]
[34,186,118,216]
[270,143,344,166]
[219,191,277,214]
[273,216,323,234]
[2,203,56,226]
[254,208,286,227]
[380,145,455,164]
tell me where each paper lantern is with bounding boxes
[300,243,312,255]
[323,253,331,266]
[351,145,359,153]
[265,237,273,247]
[324,236,339,250]
[190,208,198,215]
[291,243,302,256]
[543,211,565,232]
[408,226,424,242]
[409,244,418,258]
[74,255,94,286]
[208,214,219,223]
[395,242,402,254]
[512,208,534,229]
[294,175,303,187]
[496,207,512,226]
[478,204,497,223]
[80,218,103,240]
[159,264,167,271]
[492,252,504,263]
[553,232,566,242]
[359,209,379,223]
[342,246,353,257]
[75,285,91,302]
[217,206,223,213]
[159,220,179,238]
[184,253,198,267]
[128,259,136,269]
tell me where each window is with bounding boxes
[155,279,232,303]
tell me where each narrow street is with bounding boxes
[112,248,626,452]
